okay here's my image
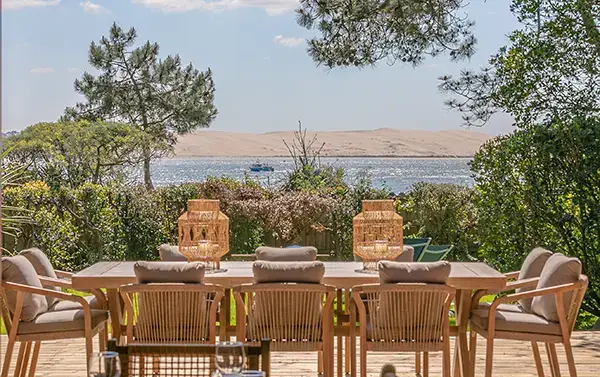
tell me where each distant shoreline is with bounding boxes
[174,129,491,158]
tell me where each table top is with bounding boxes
[72,261,506,291]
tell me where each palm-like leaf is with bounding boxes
[1,145,34,253]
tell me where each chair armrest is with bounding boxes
[504,271,520,280]
[491,280,586,308]
[54,270,73,279]
[471,277,539,309]
[39,276,74,289]
[39,276,108,309]
[2,281,91,309]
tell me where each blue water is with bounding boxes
[151,157,473,193]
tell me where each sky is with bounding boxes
[2,0,521,136]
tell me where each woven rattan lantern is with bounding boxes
[178,199,229,269]
[353,200,403,270]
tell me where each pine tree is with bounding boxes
[65,23,217,189]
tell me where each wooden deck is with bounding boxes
[1,332,599,376]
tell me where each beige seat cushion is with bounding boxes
[471,306,561,336]
[517,247,553,311]
[252,261,325,283]
[17,309,108,335]
[134,261,205,283]
[477,302,524,313]
[158,244,187,261]
[1,256,49,322]
[19,248,61,308]
[531,253,582,322]
[50,295,101,311]
[255,246,318,261]
[378,261,451,284]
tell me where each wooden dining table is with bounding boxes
[72,261,506,377]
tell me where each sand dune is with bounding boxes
[174,128,493,157]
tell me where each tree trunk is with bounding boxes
[143,156,154,190]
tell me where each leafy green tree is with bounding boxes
[439,0,600,127]
[64,23,217,189]
[296,0,476,68]
[472,118,600,317]
[4,121,159,188]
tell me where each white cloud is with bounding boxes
[30,67,55,74]
[80,0,109,13]
[132,0,298,16]
[4,0,60,10]
[67,67,79,72]
[273,35,305,47]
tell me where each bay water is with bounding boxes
[152,157,473,194]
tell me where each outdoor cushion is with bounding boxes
[477,302,525,313]
[394,246,414,262]
[134,261,205,283]
[17,308,108,335]
[517,247,553,312]
[378,261,451,284]
[158,244,187,261]
[531,253,582,322]
[50,295,101,311]
[255,246,318,261]
[1,256,49,322]
[470,307,561,336]
[19,247,60,308]
[252,261,325,284]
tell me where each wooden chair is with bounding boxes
[107,338,271,377]
[1,281,109,376]
[417,244,454,262]
[403,237,432,261]
[234,283,336,377]
[350,283,455,377]
[120,283,224,344]
[470,274,588,377]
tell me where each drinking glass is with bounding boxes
[215,341,245,376]
[88,351,121,377]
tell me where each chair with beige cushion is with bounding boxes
[234,261,335,377]
[158,244,188,261]
[470,253,588,377]
[350,261,455,377]
[255,246,318,261]
[1,255,109,376]
[120,261,223,344]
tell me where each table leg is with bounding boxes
[336,289,343,377]
[106,289,124,343]
[220,288,231,341]
[344,289,351,377]
[453,289,473,377]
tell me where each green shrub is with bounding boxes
[399,182,478,261]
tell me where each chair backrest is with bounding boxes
[403,237,432,261]
[417,244,454,262]
[120,283,223,344]
[234,283,335,350]
[352,283,455,352]
[108,338,271,377]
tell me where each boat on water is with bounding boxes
[249,163,274,172]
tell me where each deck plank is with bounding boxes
[2,332,599,376]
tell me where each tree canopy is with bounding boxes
[439,0,600,127]
[296,0,476,68]
[4,121,161,188]
[64,23,217,189]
